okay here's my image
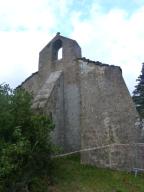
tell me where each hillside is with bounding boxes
[50,155,144,192]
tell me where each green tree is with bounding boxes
[0,84,55,191]
[133,63,144,118]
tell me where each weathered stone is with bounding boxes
[20,34,144,171]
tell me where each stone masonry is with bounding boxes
[20,33,144,171]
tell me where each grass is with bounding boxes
[50,155,144,192]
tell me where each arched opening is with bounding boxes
[58,47,62,60]
[52,39,63,60]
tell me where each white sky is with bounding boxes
[0,0,144,93]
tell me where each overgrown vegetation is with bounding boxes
[0,82,143,192]
[51,155,144,192]
[133,63,144,118]
[0,84,54,191]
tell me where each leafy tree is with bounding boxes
[0,84,55,191]
[133,63,144,118]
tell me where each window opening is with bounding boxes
[52,39,63,60]
[58,47,62,60]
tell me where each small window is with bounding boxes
[52,39,63,60]
[58,47,62,60]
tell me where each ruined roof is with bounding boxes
[17,71,38,89]
[77,57,122,71]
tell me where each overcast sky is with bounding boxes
[0,0,144,93]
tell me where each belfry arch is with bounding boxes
[52,39,63,60]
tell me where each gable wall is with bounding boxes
[79,59,141,170]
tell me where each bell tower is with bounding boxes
[38,33,82,84]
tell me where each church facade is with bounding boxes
[21,33,144,171]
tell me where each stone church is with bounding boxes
[21,33,144,171]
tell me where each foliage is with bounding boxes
[133,63,144,118]
[0,84,55,191]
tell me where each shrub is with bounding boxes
[0,84,55,191]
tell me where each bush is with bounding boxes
[0,84,55,191]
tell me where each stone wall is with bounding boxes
[20,72,40,97]
[79,59,142,170]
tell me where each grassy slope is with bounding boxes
[50,155,144,192]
